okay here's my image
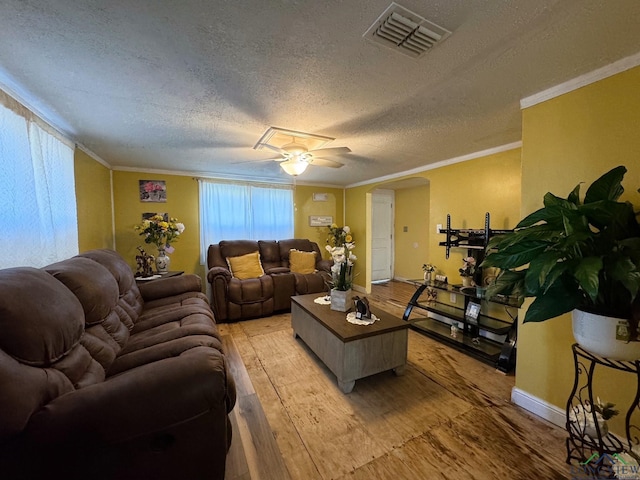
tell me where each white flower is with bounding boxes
[349,253,357,262]
[343,226,350,234]
[176,222,185,234]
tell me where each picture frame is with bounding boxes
[312,193,329,202]
[139,180,167,202]
[309,215,333,227]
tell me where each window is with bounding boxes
[198,180,294,262]
[0,90,78,268]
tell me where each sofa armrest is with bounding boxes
[22,346,233,447]
[207,266,232,284]
[138,274,202,301]
[207,267,232,321]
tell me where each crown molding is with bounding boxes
[521,51,640,109]
[76,144,112,169]
[346,141,522,189]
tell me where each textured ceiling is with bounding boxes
[1,0,639,186]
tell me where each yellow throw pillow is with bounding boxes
[289,249,316,274]
[227,251,265,280]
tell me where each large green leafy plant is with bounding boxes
[482,166,640,328]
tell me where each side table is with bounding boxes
[566,344,640,476]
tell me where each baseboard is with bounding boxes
[511,387,566,428]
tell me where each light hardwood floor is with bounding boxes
[220,281,571,480]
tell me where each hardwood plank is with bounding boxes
[222,335,291,480]
[224,406,251,480]
[223,281,571,480]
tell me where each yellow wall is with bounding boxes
[427,150,522,284]
[74,149,114,251]
[518,65,640,432]
[111,173,345,286]
[394,184,430,280]
[344,184,371,289]
[345,149,521,293]
[112,171,203,281]
[294,185,344,257]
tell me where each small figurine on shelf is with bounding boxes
[135,246,155,277]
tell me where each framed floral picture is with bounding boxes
[139,180,166,202]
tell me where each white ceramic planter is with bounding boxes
[572,309,640,361]
[331,289,353,312]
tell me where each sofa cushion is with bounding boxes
[0,267,105,442]
[226,251,264,280]
[44,257,131,369]
[0,267,84,366]
[78,249,144,327]
[289,249,317,274]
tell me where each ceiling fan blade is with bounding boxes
[309,146,351,156]
[261,144,286,154]
[229,156,285,165]
[310,157,344,168]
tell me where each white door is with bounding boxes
[371,190,394,282]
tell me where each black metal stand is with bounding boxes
[403,280,519,372]
[566,344,640,477]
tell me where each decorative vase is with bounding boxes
[461,276,474,287]
[423,271,432,283]
[572,309,640,361]
[156,248,171,273]
[331,289,353,312]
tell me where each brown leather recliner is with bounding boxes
[0,249,235,480]
[207,238,331,322]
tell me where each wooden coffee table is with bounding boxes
[291,293,409,393]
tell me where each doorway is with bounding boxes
[371,189,394,283]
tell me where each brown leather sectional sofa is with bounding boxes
[207,238,332,322]
[0,249,235,480]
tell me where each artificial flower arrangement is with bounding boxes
[459,256,476,277]
[326,224,356,291]
[135,214,185,250]
[422,263,436,273]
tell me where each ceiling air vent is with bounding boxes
[363,3,451,59]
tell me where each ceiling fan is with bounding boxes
[253,128,351,176]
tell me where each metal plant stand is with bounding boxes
[566,344,640,477]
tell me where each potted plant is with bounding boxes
[422,263,436,283]
[326,224,357,312]
[482,166,640,360]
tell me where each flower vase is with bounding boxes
[462,276,473,287]
[331,289,353,312]
[156,248,171,273]
[423,271,432,283]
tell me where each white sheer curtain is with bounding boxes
[199,180,294,263]
[0,93,78,268]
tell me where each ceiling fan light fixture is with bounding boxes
[280,159,309,176]
[281,140,308,156]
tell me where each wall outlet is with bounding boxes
[450,293,457,303]
[436,223,443,233]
